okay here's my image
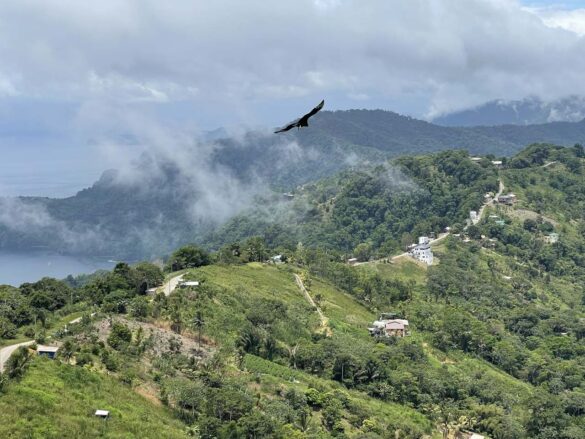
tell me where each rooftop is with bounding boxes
[37,345,59,353]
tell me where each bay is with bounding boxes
[0,251,115,286]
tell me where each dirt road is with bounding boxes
[294,274,332,336]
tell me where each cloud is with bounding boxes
[525,5,585,36]
[0,0,585,123]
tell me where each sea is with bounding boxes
[0,251,116,286]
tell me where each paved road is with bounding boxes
[161,273,184,296]
[0,341,34,373]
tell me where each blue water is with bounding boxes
[0,251,115,286]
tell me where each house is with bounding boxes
[146,287,158,295]
[347,258,358,266]
[469,210,479,224]
[497,193,517,205]
[37,345,59,359]
[408,236,433,265]
[368,314,410,338]
[491,160,503,168]
[470,157,482,162]
[544,232,559,244]
[385,320,409,337]
[484,192,494,203]
[95,410,110,419]
[179,281,199,288]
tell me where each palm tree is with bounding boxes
[193,311,204,349]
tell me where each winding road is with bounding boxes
[474,179,505,225]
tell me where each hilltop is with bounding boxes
[2,110,585,259]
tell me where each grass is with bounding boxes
[358,258,427,285]
[243,354,435,436]
[0,358,187,439]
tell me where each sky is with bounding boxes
[2,0,585,196]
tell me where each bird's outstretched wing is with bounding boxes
[304,99,325,119]
[274,100,325,134]
[274,119,300,133]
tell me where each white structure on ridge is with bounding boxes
[408,236,434,265]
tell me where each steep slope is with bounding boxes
[0,358,188,438]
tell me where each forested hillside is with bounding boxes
[2,109,585,260]
[0,144,583,438]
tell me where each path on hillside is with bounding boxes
[0,341,34,373]
[474,179,505,225]
[294,274,332,336]
[161,274,184,296]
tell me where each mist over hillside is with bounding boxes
[434,96,585,127]
[1,109,585,260]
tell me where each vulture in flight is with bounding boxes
[274,100,325,133]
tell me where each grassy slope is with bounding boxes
[190,260,544,434]
[0,358,187,439]
[191,263,436,436]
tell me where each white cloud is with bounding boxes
[1,1,585,125]
[525,5,585,36]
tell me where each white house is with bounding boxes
[179,281,199,288]
[470,210,479,224]
[408,236,433,265]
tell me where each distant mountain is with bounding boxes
[433,96,585,127]
[2,109,585,259]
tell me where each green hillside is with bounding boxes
[0,358,188,439]
[0,144,584,438]
[3,109,585,260]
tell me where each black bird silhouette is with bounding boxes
[274,100,325,133]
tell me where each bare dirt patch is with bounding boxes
[95,317,213,359]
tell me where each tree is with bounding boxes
[353,242,373,262]
[241,237,267,263]
[133,262,164,293]
[0,318,17,339]
[107,322,132,350]
[193,311,205,349]
[523,219,538,232]
[166,245,210,271]
[5,346,32,379]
